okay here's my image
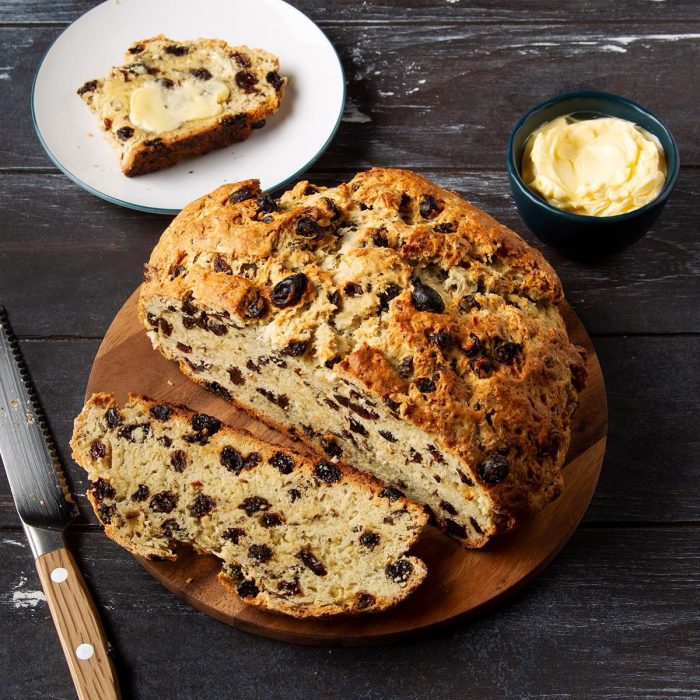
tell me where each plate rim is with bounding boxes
[31,0,347,214]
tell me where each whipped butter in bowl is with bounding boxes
[506,91,679,256]
[522,115,667,217]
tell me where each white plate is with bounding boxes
[32,0,345,214]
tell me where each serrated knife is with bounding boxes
[0,307,120,700]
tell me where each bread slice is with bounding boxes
[138,168,587,548]
[71,393,427,618]
[77,35,286,176]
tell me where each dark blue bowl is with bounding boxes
[506,91,679,258]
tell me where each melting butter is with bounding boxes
[129,79,230,133]
[521,115,667,217]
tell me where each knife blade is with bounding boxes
[0,307,77,532]
[0,307,120,700]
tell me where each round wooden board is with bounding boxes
[86,287,607,646]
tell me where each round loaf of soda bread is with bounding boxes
[139,168,587,547]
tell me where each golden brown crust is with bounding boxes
[122,118,254,177]
[139,168,587,540]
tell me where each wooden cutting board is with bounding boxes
[86,287,607,646]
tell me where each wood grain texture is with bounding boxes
[2,22,700,170]
[0,171,698,338]
[0,0,697,695]
[77,289,607,644]
[35,547,120,700]
[2,527,698,699]
[2,332,699,531]
[3,0,700,24]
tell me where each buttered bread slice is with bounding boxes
[77,35,286,176]
[71,393,427,618]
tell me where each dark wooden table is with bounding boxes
[1,2,698,698]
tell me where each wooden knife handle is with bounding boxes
[36,547,120,700]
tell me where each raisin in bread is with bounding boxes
[77,35,286,176]
[138,168,587,548]
[71,393,427,618]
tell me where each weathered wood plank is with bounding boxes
[588,336,700,523]
[0,174,168,338]
[1,527,698,698]
[323,21,700,170]
[0,171,697,338]
[3,23,699,169]
[1,1,696,695]
[2,0,700,24]
[0,335,698,528]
